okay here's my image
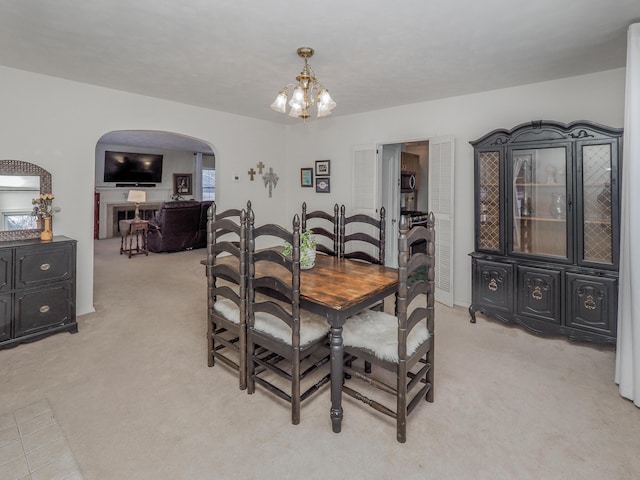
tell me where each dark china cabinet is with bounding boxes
[469,120,622,345]
[0,236,77,349]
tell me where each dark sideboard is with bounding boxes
[0,236,77,349]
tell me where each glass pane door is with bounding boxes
[581,144,613,264]
[511,147,568,259]
[478,151,501,252]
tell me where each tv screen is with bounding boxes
[103,151,163,183]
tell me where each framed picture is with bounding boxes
[315,177,330,193]
[173,173,193,195]
[300,168,313,187]
[315,160,330,177]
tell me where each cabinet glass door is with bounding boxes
[511,147,569,259]
[477,150,501,252]
[580,143,614,265]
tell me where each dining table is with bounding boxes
[205,250,399,432]
[295,254,398,433]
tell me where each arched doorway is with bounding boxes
[94,130,215,239]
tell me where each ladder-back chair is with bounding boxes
[246,212,331,424]
[206,202,249,389]
[301,202,340,256]
[342,213,436,442]
[339,205,386,265]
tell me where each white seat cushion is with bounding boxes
[342,310,430,363]
[213,298,241,324]
[253,308,329,347]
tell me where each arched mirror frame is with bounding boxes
[0,160,52,241]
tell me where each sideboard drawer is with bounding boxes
[14,243,73,288]
[14,282,74,338]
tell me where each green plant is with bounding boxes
[283,229,316,258]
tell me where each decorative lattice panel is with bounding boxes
[582,145,612,263]
[478,151,501,251]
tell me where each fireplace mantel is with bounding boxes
[105,202,163,237]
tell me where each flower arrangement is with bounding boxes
[283,229,317,269]
[32,193,61,218]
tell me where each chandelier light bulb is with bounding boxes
[270,47,336,122]
[270,90,288,113]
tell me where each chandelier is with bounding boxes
[270,47,336,121]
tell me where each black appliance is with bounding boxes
[401,210,429,253]
[401,171,417,192]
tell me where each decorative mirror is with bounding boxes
[0,160,52,241]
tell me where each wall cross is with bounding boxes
[256,161,265,174]
[247,168,256,181]
[262,167,279,198]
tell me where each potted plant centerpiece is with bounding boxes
[283,229,317,270]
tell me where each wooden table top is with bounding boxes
[297,254,397,312]
[207,251,398,313]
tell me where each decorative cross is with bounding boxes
[247,168,256,181]
[256,161,265,174]
[262,167,279,198]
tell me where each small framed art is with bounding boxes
[315,177,330,193]
[301,168,313,187]
[315,160,330,177]
[173,173,193,195]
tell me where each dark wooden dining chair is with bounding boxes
[206,201,249,389]
[301,202,339,256]
[339,205,386,265]
[341,213,435,443]
[246,212,331,424]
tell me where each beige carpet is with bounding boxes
[0,237,638,479]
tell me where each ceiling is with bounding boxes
[2,0,639,128]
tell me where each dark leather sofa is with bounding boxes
[147,200,212,253]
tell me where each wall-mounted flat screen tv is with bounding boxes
[103,151,163,183]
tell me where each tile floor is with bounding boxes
[0,399,83,480]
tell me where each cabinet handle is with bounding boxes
[584,294,597,310]
[532,286,543,300]
[39,305,50,313]
[40,263,51,271]
[488,278,498,291]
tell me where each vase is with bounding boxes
[301,248,316,270]
[549,193,565,218]
[40,215,53,241]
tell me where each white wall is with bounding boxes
[285,68,626,307]
[0,66,287,315]
[0,65,626,315]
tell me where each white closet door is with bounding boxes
[429,136,455,307]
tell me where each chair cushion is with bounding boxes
[342,310,430,363]
[213,298,241,324]
[253,308,329,347]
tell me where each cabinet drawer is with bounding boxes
[473,259,514,313]
[14,243,73,288]
[14,283,74,338]
[0,250,10,293]
[517,266,561,325]
[566,273,617,337]
[0,293,10,342]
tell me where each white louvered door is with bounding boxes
[351,145,379,259]
[429,136,455,307]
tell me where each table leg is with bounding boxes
[329,324,344,433]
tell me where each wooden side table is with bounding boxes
[119,219,149,258]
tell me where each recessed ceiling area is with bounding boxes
[1,1,639,123]
[97,131,214,154]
